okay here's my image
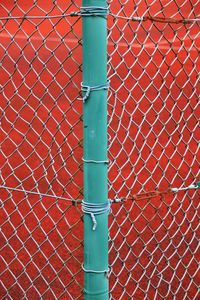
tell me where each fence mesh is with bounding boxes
[0,1,83,299]
[0,1,199,299]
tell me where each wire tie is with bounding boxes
[79,6,109,18]
[82,201,111,230]
[82,263,110,275]
[82,158,109,164]
[81,80,110,102]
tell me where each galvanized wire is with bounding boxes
[0,1,83,299]
[107,0,199,299]
[0,0,199,299]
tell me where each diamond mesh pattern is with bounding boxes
[0,192,83,299]
[108,0,199,299]
[0,1,83,299]
[0,1,199,299]
[109,191,199,299]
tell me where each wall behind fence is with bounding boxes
[0,1,84,299]
[0,0,199,299]
[107,0,199,298]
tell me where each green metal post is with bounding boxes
[82,0,108,299]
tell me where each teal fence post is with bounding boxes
[82,0,109,299]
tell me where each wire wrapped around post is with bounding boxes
[82,0,109,299]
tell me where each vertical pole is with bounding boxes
[82,0,108,299]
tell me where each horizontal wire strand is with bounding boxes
[110,13,200,24]
[0,11,199,24]
[0,185,82,203]
[0,182,199,204]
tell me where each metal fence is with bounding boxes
[0,0,199,299]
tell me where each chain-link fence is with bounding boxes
[0,1,199,299]
[107,1,199,298]
[0,1,83,299]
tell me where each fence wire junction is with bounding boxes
[0,1,199,299]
